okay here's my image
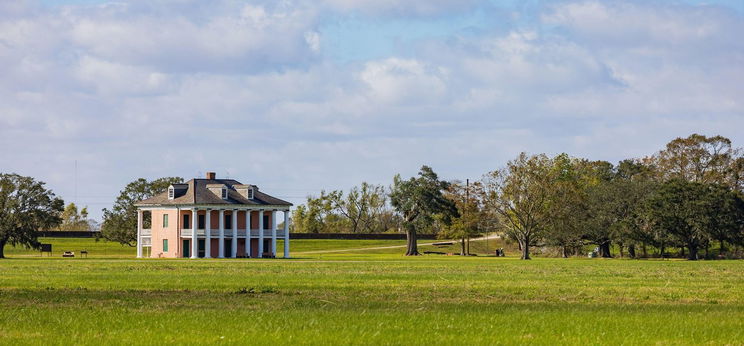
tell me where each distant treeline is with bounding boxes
[292,134,744,259]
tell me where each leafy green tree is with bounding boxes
[442,181,487,255]
[482,153,556,260]
[543,156,606,258]
[390,166,457,256]
[55,203,91,231]
[730,157,744,193]
[698,185,744,254]
[101,177,182,246]
[327,183,388,233]
[291,192,335,233]
[647,179,710,260]
[579,160,638,258]
[652,134,741,186]
[0,174,64,258]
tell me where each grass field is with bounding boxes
[1,238,743,345]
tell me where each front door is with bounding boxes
[198,239,205,258]
[182,239,190,258]
[224,239,232,258]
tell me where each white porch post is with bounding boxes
[205,209,211,258]
[231,209,238,258]
[136,209,143,258]
[271,210,277,257]
[258,209,264,258]
[283,209,290,258]
[218,209,225,258]
[191,208,198,259]
[245,210,252,258]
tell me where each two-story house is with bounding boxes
[133,172,292,258]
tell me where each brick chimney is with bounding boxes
[206,172,216,180]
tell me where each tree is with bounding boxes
[647,179,709,260]
[442,181,487,255]
[698,185,744,254]
[390,166,457,256]
[652,134,741,187]
[291,192,335,233]
[0,174,64,258]
[482,153,556,260]
[101,177,182,246]
[55,203,91,231]
[327,183,388,233]
[543,156,608,258]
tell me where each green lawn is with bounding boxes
[3,237,504,258]
[1,238,743,345]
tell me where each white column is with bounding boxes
[136,210,143,258]
[218,209,225,258]
[283,209,290,259]
[231,209,238,258]
[190,208,198,259]
[271,210,277,257]
[258,209,264,258]
[205,209,211,258]
[245,210,252,258]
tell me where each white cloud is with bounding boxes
[542,1,744,51]
[359,58,448,106]
[320,0,479,17]
[65,2,320,73]
[0,0,742,219]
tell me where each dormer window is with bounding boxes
[221,187,228,200]
[247,187,254,199]
[168,186,174,200]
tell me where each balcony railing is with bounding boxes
[180,229,285,238]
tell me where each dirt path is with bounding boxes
[294,234,501,254]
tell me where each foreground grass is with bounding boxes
[1,254,743,345]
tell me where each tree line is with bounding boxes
[1,133,742,260]
[293,134,744,259]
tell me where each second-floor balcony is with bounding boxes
[180,229,285,238]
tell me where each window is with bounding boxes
[183,214,190,229]
[163,239,169,252]
[263,214,270,229]
[221,188,228,200]
[198,215,205,229]
[168,187,174,200]
[224,213,232,229]
[248,188,254,199]
[163,214,169,228]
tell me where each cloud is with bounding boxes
[1,0,742,219]
[359,58,448,106]
[542,1,744,52]
[61,2,321,73]
[320,0,480,17]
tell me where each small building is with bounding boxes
[133,172,292,258]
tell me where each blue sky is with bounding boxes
[2,0,743,220]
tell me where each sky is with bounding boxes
[1,0,743,221]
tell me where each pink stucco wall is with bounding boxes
[150,209,179,258]
[148,208,277,258]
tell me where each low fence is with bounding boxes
[38,231,437,240]
[39,231,99,238]
[290,233,438,240]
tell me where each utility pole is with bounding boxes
[466,179,470,256]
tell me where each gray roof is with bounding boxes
[134,178,292,207]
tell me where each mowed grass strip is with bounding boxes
[3,237,414,258]
[1,253,743,345]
